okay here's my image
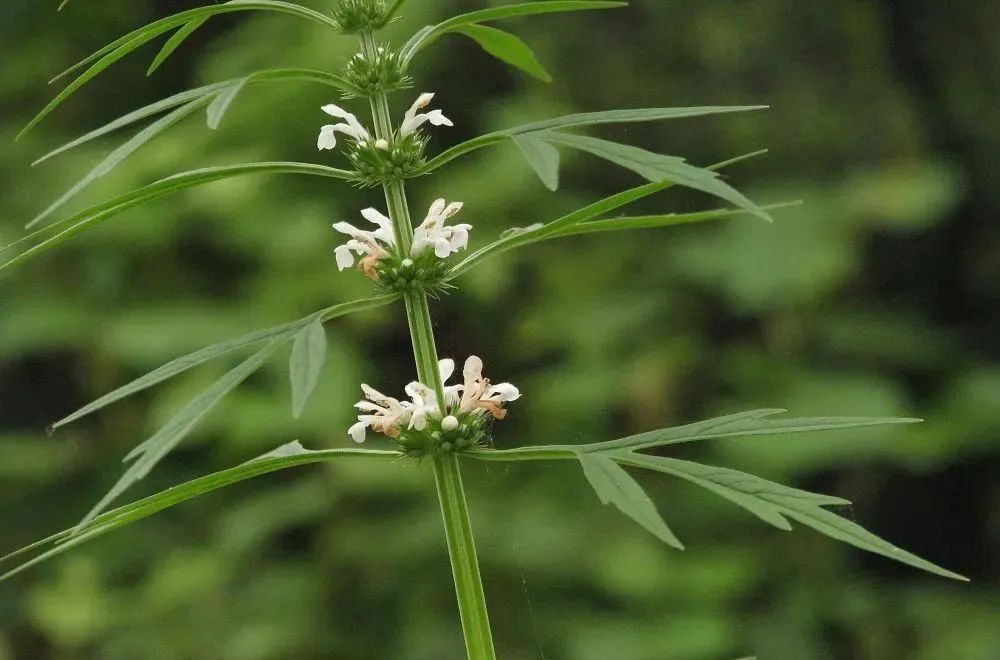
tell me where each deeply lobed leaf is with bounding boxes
[1,162,353,271]
[21,1,341,138]
[0,443,398,583]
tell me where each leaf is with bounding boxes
[20,1,341,138]
[289,318,328,418]
[148,17,208,75]
[506,105,768,134]
[420,105,766,174]
[79,339,285,527]
[579,453,685,549]
[587,409,923,454]
[621,454,967,581]
[206,77,247,130]
[560,201,802,238]
[455,25,552,82]
[0,443,398,583]
[50,296,396,430]
[538,132,773,222]
[27,96,212,228]
[1,162,353,270]
[402,1,625,61]
[448,151,767,278]
[33,69,357,166]
[513,134,560,190]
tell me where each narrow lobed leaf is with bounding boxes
[289,318,329,418]
[620,453,967,581]
[455,25,552,82]
[402,1,626,61]
[21,1,341,139]
[206,77,248,130]
[33,69,357,166]
[537,131,773,222]
[27,95,212,228]
[512,134,560,190]
[587,409,923,454]
[147,17,209,75]
[79,339,286,527]
[1,162,353,271]
[579,453,685,549]
[49,295,397,430]
[0,443,397,583]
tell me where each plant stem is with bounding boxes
[360,32,498,660]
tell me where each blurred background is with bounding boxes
[1,1,998,658]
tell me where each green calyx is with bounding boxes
[348,132,428,187]
[343,45,412,97]
[394,414,488,458]
[374,251,453,297]
[331,0,391,34]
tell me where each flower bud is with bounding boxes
[332,0,391,35]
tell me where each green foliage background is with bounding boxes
[1,1,998,658]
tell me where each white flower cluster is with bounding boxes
[349,356,520,444]
[317,92,452,151]
[332,199,471,276]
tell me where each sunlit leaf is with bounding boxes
[455,25,552,82]
[289,318,328,418]
[578,453,684,549]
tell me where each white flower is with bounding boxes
[318,103,372,150]
[332,208,396,277]
[349,384,414,443]
[411,198,472,258]
[458,355,520,420]
[349,359,456,442]
[404,359,459,430]
[399,92,453,137]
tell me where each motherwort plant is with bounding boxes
[1,2,965,658]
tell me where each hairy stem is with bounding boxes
[360,31,497,660]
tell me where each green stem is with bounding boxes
[359,31,497,660]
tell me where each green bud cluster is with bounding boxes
[331,0,391,34]
[394,414,487,458]
[343,46,411,98]
[348,132,427,187]
[374,251,453,297]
